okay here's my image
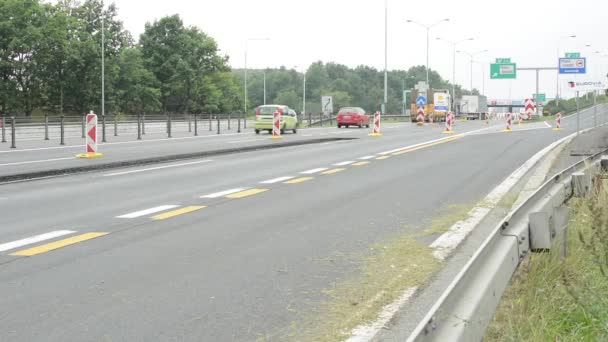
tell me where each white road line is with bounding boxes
[116,205,179,219]
[378,126,493,155]
[544,121,552,128]
[260,176,295,184]
[0,157,75,167]
[0,230,76,252]
[333,161,355,166]
[227,138,266,144]
[104,160,212,177]
[201,188,248,198]
[300,167,328,174]
[358,156,376,160]
[302,134,313,137]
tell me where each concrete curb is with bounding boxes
[0,137,354,184]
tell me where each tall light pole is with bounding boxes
[458,49,488,94]
[263,70,266,105]
[406,18,450,87]
[294,65,307,115]
[556,34,576,106]
[101,6,105,120]
[472,60,486,95]
[242,38,269,133]
[383,0,387,114]
[436,37,473,106]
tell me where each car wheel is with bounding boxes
[268,129,272,134]
[358,123,362,128]
[255,129,260,135]
[280,128,285,134]
[293,128,297,134]
[337,124,341,128]
[366,123,370,128]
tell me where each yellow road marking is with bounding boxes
[9,232,109,257]
[392,137,461,156]
[375,156,391,160]
[225,188,269,199]
[321,168,346,175]
[352,161,370,166]
[284,177,314,184]
[152,205,206,220]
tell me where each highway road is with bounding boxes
[0,106,606,341]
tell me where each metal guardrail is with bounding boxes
[408,134,608,342]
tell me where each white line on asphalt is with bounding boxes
[377,126,494,155]
[544,121,552,128]
[201,188,249,198]
[103,160,212,177]
[333,161,355,166]
[116,205,179,219]
[227,138,266,144]
[260,176,295,184]
[358,156,376,160]
[0,157,75,167]
[302,134,313,137]
[0,230,76,252]
[300,167,328,174]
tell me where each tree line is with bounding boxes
[0,0,476,119]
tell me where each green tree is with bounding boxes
[113,48,160,114]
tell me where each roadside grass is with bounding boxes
[485,180,608,341]
[419,204,474,237]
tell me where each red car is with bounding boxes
[336,107,370,128]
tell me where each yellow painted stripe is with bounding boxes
[392,137,461,156]
[284,177,314,184]
[352,161,370,166]
[375,155,391,160]
[321,168,346,175]
[9,232,109,257]
[225,188,269,199]
[152,205,206,220]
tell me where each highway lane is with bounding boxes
[0,106,605,341]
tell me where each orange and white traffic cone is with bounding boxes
[553,112,562,131]
[503,113,513,132]
[369,111,382,137]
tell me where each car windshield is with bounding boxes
[339,107,364,114]
[259,106,283,115]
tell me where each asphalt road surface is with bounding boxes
[0,106,605,341]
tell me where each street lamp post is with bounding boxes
[556,35,576,106]
[436,37,473,107]
[458,49,488,94]
[406,18,450,87]
[242,38,270,133]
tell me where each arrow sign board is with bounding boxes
[565,52,580,58]
[559,58,586,74]
[490,63,517,79]
[562,80,607,92]
[321,96,333,114]
[416,95,427,107]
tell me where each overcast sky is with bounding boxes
[110,0,607,100]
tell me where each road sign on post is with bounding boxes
[490,63,517,79]
[416,95,427,107]
[533,93,546,102]
[565,52,580,58]
[321,96,333,115]
[559,58,586,74]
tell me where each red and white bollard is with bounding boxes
[503,113,513,132]
[553,112,562,131]
[416,106,425,126]
[368,111,382,136]
[76,111,104,158]
[518,112,523,126]
[271,109,282,139]
[443,112,455,134]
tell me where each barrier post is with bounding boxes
[60,115,65,145]
[271,110,282,139]
[503,113,513,132]
[194,114,198,136]
[10,116,16,148]
[553,112,562,131]
[228,113,231,130]
[188,114,192,132]
[1,114,5,143]
[137,114,142,140]
[44,113,49,140]
[368,111,382,137]
[167,114,172,138]
[416,106,425,126]
[142,113,146,135]
[75,111,104,158]
[443,112,456,134]
[101,114,106,142]
[114,114,118,136]
[217,115,220,134]
[209,113,213,131]
[81,113,85,138]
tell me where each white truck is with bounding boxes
[459,95,488,120]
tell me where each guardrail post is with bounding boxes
[209,113,213,131]
[81,113,86,138]
[44,113,49,140]
[237,113,241,133]
[194,114,198,136]
[1,114,6,143]
[137,114,142,140]
[114,114,118,136]
[308,112,312,127]
[216,115,220,134]
[10,116,16,148]
[227,113,231,130]
[142,113,146,135]
[600,155,608,172]
[188,114,192,133]
[167,114,172,138]
[244,115,247,129]
[101,113,107,142]
[60,115,65,145]
[572,171,590,197]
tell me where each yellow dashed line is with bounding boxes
[321,168,346,175]
[352,161,370,166]
[152,206,206,220]
[225,188,269,199]
[9,232,109,257]
[285,177,314,184]
[392,137,461,156]
[375,156,391,160]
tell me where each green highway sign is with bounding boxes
[495,58,511,64]
[565,52,580,58]
[533,93,546,102]
[490,63,517,79]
